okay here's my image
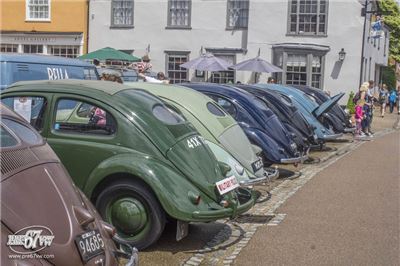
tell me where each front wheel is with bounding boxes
[96,179,166,250]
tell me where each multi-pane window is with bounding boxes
[286,54,307,85]
[23,44,43,54]
[311,55,322,88]
[273,50,325,89]
[168,0,191,28]
[227,0,249,29]
[288,0,328,35]
[111,0,134,27]
[26,0,50,20]
[0,44,18,53]
[49,45,80,58]
[166,52,189,84]
[210,54,235,84]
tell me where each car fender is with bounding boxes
[83,153,215,222]
[241,127,286,163]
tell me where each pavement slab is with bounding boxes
[235,130,400,266]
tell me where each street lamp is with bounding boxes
[339,48,346,61]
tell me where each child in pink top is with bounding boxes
[354,99,365,136]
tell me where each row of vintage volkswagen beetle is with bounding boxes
[1,71,353,265]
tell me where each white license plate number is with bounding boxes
[75,230,105,263]
[215,176,239,195]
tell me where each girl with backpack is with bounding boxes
[388,89,398,113]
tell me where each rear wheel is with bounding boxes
[95,179,165,250]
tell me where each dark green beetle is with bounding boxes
[1,80,256,249]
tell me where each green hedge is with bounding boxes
[346,91,356,114]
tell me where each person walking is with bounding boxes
[388,88,398,113]
[397,85,400,115]
[379,84,388,117]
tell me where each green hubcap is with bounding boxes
[109,197,148,235]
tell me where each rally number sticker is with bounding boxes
[187,136,204,149]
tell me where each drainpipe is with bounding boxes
[359,0,368,87]
[86,0,90,54]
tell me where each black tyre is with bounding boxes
[95,179,166,250]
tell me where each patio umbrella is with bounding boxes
[231,56,283,73]
[180,53,232,71]
[78,47,140,62]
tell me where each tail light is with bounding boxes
[100,221,116,238]
[73,206,95,228]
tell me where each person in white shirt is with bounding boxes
[139,72,169,84]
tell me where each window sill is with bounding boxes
[286,33,328,38]
[226,27,248,31]
[109,25,134,29]
[165,26,192,30]
[25,19,51,23]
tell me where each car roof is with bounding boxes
[0,53,94,67]
[125,82,237,136]
[0,103,23,121]
[7,79,131,95]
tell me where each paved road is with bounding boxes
[236,131,400,266]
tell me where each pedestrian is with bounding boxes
[378,84,388,117]
[138,71,169,84]
[267,77,275,84]
[388,87,397,113]
[397,85,400,115]
[355,99,365,138]
[359,84,373,136]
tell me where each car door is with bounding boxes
[46,94,120,189]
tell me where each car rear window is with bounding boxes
[2,118,42,146]
[0,126,19,147]
[152,104,185,125]
[206,102,226,117]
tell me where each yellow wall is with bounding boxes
[1,0,88,52]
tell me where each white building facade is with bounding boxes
[88,0,389,101]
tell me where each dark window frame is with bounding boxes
[165,51,190,84]
[110,0,134,28]
[287,0,329,36]
[226,0,250,30]
[166,0,192,29]
[273,48,326,89]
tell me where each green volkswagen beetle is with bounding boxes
[1,80,256,249]
[126,82,278,185]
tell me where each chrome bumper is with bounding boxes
[239,167,279,186]
[343,127,355,133]
[280,149,309,164]
[112,236,139,266]
[321,133,343,140]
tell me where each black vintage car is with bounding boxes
[236,84,316,149]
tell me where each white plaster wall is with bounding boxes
[89,0,388,103]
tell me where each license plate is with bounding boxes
[215,176,239,195]
[251,158,263,172]
[75,230,105,263]
[313,134,318,141]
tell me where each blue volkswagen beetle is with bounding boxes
[182,83,308,166]
[254,84,343,142]
[291,85,354,132]
[236,84,317,148]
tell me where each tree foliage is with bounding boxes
[379,0,400,62]
[381,65,397,88]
